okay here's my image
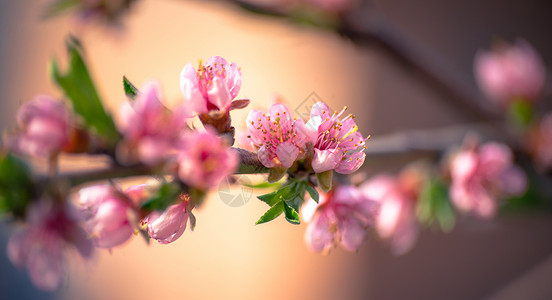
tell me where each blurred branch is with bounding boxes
[221,0,501,122]
[364,122,515,158]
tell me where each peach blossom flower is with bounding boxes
[474,39,546,105]
[302,185,378,253]
[361,175,419,256]
[449,142,527,219]
[7,202,93,290]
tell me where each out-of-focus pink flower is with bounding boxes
[11,95,71,158]
[78,184,135,248]
[142,195,189,244]
[180,56,247,114]
[361,175,419,256]
[306,102,367,174]
[474,39,546,105]
[529,113,552,170]
[177,127,238,190]
[302,185,378,253]
[118,82,189,165]
[7,201,93,291]
[449,142,527,219]
[246,103,309,169]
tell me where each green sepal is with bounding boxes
[50,37,120,145]
[283,202,300,225]
[123,76,139,99]
[255,201,285,225]
[188,211,197,231]
[316,170,333,192]
[268,166,287,183]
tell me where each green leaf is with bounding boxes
[0,154,34,217]
[416,177,455,232]
[283,202,300,225]
[123,76,139,99]
[305,184,319,203]
[508,98,534,128]
[244,181,282,189]
[257,191,280,207]
[316,170,333,192]
[141,181,182,212]
[43,0,79,18]
[256,201,285,225]
[51,38,120,145]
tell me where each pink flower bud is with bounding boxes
[302,185,378,253]
[78,185,135,248]
[143,200,189,244]
[307,102,368,174]
[180,56,243,114]
[449,142,527,219]
[177,127,238,190]
[474,39,546,105]
[7,201,93,291]
[118,82,190,165]
[12,95,71,158]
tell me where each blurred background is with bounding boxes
[1,0,552,299]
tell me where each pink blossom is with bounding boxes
[11,95,71,158]
[361,175,419,256]
[78,184,135,248]
[7,201,93,290]
[180,56,247,114]
[474,39,546,105]
[177,127,238,190]
[246,103,309,169]
[449,142,527,219]
[302,185,378,253]
[143,196,189,244]
[529,113,552,170]
[118,82,189,165]
[306,102,368,174]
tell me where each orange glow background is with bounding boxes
[2,0,552,299]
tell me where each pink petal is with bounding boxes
[335,151,366,174]
[339,217,366,252]
[146,203,188,244]
[304,212,335,253]
[207,77,232,111]
[312,148,341,173]
[275,141,299,168]
[180,63,208,114]
[258,145,276,168]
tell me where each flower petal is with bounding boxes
[275,141,299,168]
[312,148,341,173]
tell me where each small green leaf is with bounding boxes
[141,181,182,212]
[0,154,34,217]
[51,37,120,145]
[257,191,280,207]
[43,0,79,18]
[316,170,333,192]
[244,181,282,189]
[508,98,534,128]
[283,202,300,225]
[123,76,139,99]
[416,177,455,232]
[305,184,319,203]
[256,201,284,225]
